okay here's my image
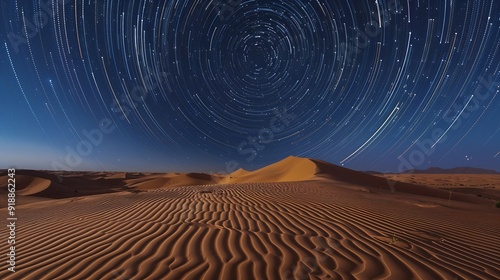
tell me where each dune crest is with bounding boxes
[229,168,250,178]
[229,156,318,183]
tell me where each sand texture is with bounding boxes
[1,157,499,279]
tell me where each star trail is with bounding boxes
[0,0,499,172]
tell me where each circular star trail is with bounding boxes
[1,0,499,172]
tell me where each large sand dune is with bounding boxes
[1,157,499,279]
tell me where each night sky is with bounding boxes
[1,0,499,173]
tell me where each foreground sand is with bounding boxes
[1,157,499,279]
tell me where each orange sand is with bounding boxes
[1,157,499,279]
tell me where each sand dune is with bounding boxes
[2,158,485,205]
[11,176,52,196]
[227,156,485,204]
[228,156,318,183]
[0,170,224,206]
[1,158,499,279]
[228,168,250,178]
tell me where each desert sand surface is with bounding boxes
[379,174,500,201]
[1,157,499,279]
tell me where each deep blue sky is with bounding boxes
[1,0,499,173]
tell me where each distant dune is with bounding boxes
[1,158,499,279]
[228,168,250,178]
[402,166,499,174]
[227,156,318,183]
[0,170,224,205]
